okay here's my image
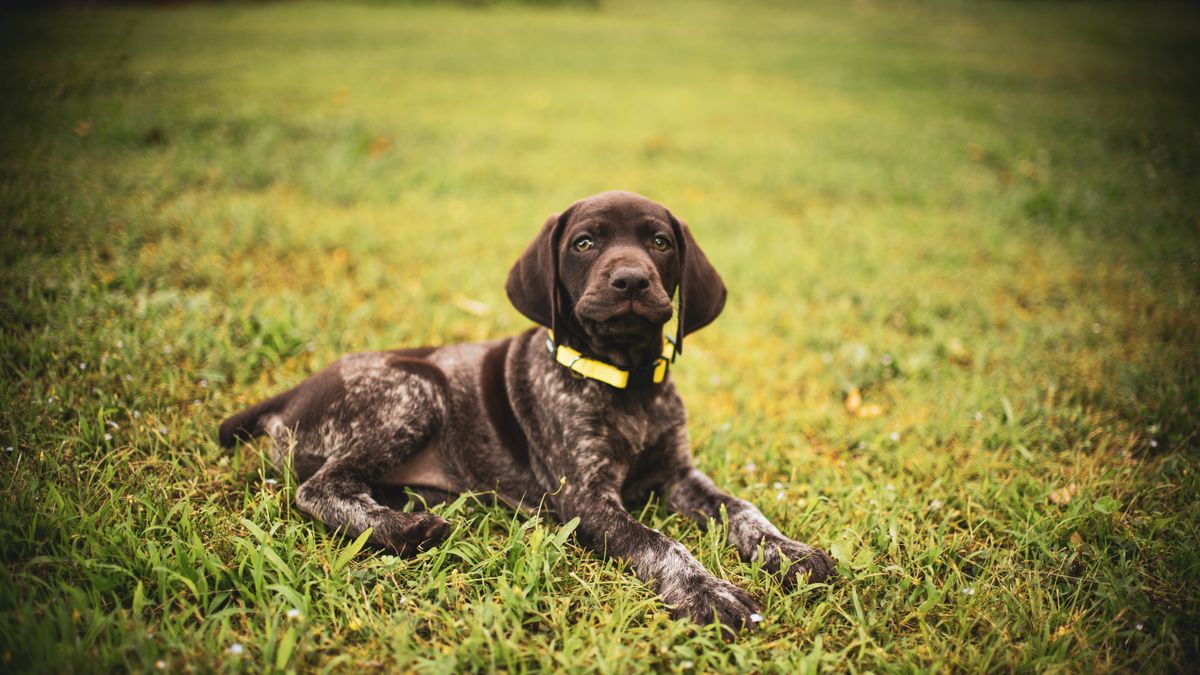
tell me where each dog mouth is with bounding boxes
[575,300,673,347]
[588,314,658,344]
[575,296,673,325]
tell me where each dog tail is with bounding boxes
[218,391,292,448]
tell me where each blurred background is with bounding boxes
[1,0,1197,671]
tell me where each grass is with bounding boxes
[1,0,1198,671]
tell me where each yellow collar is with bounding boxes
[546,331,676,389]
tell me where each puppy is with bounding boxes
[219,190,833,632]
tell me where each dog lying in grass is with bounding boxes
[219,190,833,633]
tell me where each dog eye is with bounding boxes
[652,235,671,251]
[573,235,595,252]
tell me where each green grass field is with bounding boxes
[2,0,1198,671]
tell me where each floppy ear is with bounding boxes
[668,211,726,353]
[505,206,575,336]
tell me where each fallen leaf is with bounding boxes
[857,404,884,418]
[946,338,971,366]
[1069,531,1083,550]
[642,134,670,156]
[453,295,490,317]
[844,387,862,413]
[368,136,392,158]
[1049,483,1077,505]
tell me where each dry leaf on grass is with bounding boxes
[845,387,884,418]
[844,386,862,413]
[1049,483,1078,505]
[453,295,490,317]
[368,136,392,158]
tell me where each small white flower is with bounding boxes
[1149,439,1158,448]
[772,481,784,490]
[125,375,133,382]
[199,379,208,388]
[5,447,12,452]
[973,411,984,422]
[265,478,278,486]
[889,431,900,442]
[398,595,408,604]
[155,660,167,671]
[869,499,878,506]
[79,363,87,370]
[286,608,302,620]
[745,462,757,472]
[48,396,56,403]
[886,483,895,491]
[749,612,764,623]
[104,433,113,441]
[226,643,245,655]
[1092,322,1102,334]
[107,421,119,430]
[776,491,786,501]
[1136,622,1143,631]
[116,340,124,349]
[929,499,944,511]
[681,660,694,669]
[133,411,141,419]
[158,426,168,434]
[961,586,975,595]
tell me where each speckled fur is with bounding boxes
[219,191,833,634]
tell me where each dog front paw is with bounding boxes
[667,575,763,635]
[371,511,451,557]
[761,538,835,588]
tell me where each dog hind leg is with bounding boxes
[284,353,454,555]
[296,460,450,556]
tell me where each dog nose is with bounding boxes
[610,267,651,296]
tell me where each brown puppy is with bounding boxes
[219,190,833,633]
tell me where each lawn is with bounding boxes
[1,0,1198,672]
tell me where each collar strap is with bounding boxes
[546,331,676,389]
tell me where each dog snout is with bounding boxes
[610,266,652,297]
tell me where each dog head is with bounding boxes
[506,190,725,365]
